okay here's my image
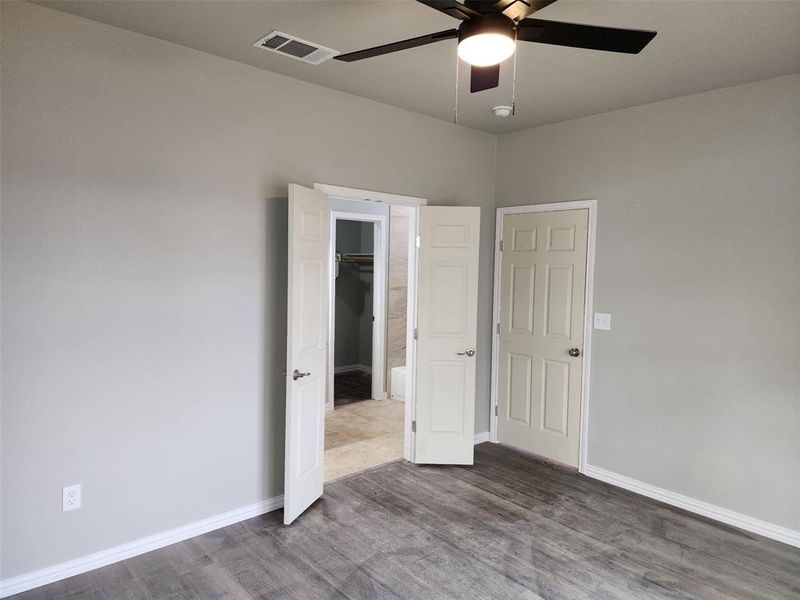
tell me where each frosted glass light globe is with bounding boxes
[457,33,515,67]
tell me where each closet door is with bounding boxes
[414,206,481,464]
[284,183,329,524]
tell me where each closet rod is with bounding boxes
[337,253,374,264]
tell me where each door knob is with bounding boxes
[457,348,476,357]
[568,348,581,357]
[292,369,311,381]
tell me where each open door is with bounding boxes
[414,206,481,464]
[284,183,329,524]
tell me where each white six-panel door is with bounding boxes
[497,209,588,467]
[284,184,329,524]
[414,206,481,465]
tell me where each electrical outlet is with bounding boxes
[63,484,81,512]
[594,312,612,331]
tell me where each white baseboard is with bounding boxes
[474,431,491,444]
[10,465,794,598]
[333,364,372,374]
[0,495,284,598]
[583,465,799,549]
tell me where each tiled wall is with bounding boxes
[387,206,411,377]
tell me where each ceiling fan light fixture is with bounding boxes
[458,33,515,66]
[457,16,515,67]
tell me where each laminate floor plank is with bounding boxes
[215,525,350,600]
[441,462,786,598]
[396,461,776,600]
[83,561,151,600]
[8,444,798,600]
[477,443,799,572]
[363,462,704,600]
[348,469,611,599]
[322,480,545,600]
[291,499,452,600]
[468,444,800,595]
[266,522,404,600]
[280,483,453,600]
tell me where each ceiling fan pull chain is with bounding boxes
[511,27,518,116]
[453,46,460,124]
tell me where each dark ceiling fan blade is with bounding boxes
[463,0,503,13]
[518,18,656,54]
[492,0,559,21]
[334,29,458,62]
[470,64,500,93]
[416,0,480,20]
[525,0,560,11]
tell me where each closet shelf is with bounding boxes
[336,252,374,265]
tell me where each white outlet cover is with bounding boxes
[594,312,612,331]
[63,484,81,511]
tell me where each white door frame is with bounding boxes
[315,183,426,462]
[328,211,388,405]
[315,183,428,207]
[489,200,598,473]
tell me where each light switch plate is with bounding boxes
[594,313,611,331]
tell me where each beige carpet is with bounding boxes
[324,399,404,482]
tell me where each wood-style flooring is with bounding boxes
[11,443,800,600]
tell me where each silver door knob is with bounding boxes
[292,369,311,381]
[568,348,581,357]
[457,348,476,357]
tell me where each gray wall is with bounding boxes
[495,74,800,531]
[334,220,372,369]
[0,2,496,578]
[2,0,796,582]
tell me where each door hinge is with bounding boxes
[496,322,500,334]
[416,236,421,248]
[413,328,418,340]
[411,420,417,433]
[494,405,499,417]
[499,239,504,252]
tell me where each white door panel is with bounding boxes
[497,209,588,466]
[414,207,480,465]
[284,184,328,524]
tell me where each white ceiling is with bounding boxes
[34,0,800,133]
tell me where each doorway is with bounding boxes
[283,183,483,524]
[324,207,412,481]
[332,219,376,405]
[490,201,597,470]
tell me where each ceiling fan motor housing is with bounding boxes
[458,14,516,44]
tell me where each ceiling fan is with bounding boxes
[334,0,657,94]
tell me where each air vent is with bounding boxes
[253,30,338,65]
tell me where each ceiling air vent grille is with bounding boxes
[253,30,338,65]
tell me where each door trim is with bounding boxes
[314,183,427,207]
[316,184,426,463]
[489,200,598,473]
[328,211,388,407]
